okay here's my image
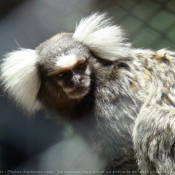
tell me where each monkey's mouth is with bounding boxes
[65,86,89,99]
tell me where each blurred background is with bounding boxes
[0,0,175,174]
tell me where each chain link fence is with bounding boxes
[0,0,175,173]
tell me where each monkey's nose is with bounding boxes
[72,75,82,84]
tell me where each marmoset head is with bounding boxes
[37,34,91,100]
[1,13,131,113]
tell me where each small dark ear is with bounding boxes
[1,49,41,113]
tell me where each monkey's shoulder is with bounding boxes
[133,48,175,67]
[131,49,175,82]
[132,49,175,107]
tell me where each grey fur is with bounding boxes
[1,14,175,175]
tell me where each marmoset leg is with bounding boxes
[133,104,175,175]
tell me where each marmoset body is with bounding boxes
[1,13,175,174]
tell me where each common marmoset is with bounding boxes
[1,13,175,174]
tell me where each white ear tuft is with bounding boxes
[73,12,131,61]
[1,49,41,113]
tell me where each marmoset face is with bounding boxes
[0,12,131,114]
[50,54,90,99]
[37,34,92,100]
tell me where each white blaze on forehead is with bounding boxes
[57,54,77,68]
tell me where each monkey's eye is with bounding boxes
[77,61,86,70]
[56,72,65,78]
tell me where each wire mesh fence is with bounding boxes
[0,0,175,173]
[91,0,175,50]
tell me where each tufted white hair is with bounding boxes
[73,12,131,61]
[1,49,41,113]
